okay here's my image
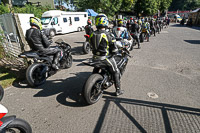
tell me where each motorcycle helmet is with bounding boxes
[30,17,42,30]
[117,19,123,26]
[95,14,109,28]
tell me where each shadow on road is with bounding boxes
[32,72,91,107]
[184,40,200,45]
[93,96,200,133]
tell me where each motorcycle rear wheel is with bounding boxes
[6,118,32,133]
[83,74,103,105]
[82,42,90,54]
[140,33,144,43]
[26,63,47,87]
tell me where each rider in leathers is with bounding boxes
[85,19,93,35]
[130,19,141,49]
[89,14,124,96]
[26,17,61,69]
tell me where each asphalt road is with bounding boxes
[1,24,200,133]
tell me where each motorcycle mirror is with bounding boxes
[0,85,4,102]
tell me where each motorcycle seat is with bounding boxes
[19,51,39,58]
[116,37,123,41]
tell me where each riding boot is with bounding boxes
[137,37,140,49]
[114,72,124,96]
[52,52,60,70]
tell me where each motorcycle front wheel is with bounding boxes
[6,118,32,133]
[61,54,73,69]
[83,74,103,105]
[26,63,47,87]
[82,42,90,54]
[0,85,4,101]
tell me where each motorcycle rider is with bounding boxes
[112,19,132,48]
[130,19,141,49]
[85,19,93,35]
[26,17,61,70]
[142,18,150,41]
[89,14,124,96]
[149,18,156,36]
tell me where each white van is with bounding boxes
[41,10,88,37]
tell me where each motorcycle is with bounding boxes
[140,28,150,42]
[82,34,91,54]
[19,39,73,87]
[0,85,32,133]
[82,48,131,105]
[115,37,134,51]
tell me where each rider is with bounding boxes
[112,19,132,49]
[149,18,156,36]
[26,17,61,70]
[113,19,129,39]
[130,19,141,49]
[85,19,93,35]
[142,18,150,41]
[89,14,124,96]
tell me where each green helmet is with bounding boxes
[95,14,108,28]
[30,17,42,30]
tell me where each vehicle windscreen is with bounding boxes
[41,17,52,25]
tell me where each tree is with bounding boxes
[134,0,159,16]
[169,0,200,11]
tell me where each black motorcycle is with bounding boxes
[19,39,73,87]
[82,48,131,105]
[0,85,32,133]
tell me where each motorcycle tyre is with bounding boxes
[6,118,32,133]
[83,42,90,54]
[26,63,47,87]
[83,74,103,105]
[64,54,73,68]
[140,33,144,43]
[0,85,4,101]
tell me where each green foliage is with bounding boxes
[169,0,200,11]
[0,4,52,18]
[12,4,52,18]
[0,30,5,59]
[0,4,10,14]
[75,0,137,17]
[134,0,172,16]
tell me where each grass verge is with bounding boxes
[0,67,24,88]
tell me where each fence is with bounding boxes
[0,13,25,68]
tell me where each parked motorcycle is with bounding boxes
[19,39,73,87]
[82,48,131,105]
[82,34,91,54]
[0,85,32,133]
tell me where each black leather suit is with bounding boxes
[85,25,93,35]
[90,29,121,90]
[130,23,140,47]
[26,28,61,65]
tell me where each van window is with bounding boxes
[74,17,80,21]
[63,18,67,23]
[53,17,58,24]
